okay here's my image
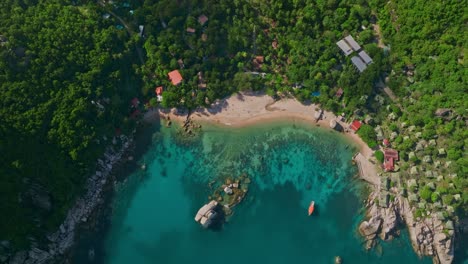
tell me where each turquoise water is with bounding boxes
[76,121,430,263]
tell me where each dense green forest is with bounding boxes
[0,0,466,254]
[0,0,139,247]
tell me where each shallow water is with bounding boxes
[74,121,430,264]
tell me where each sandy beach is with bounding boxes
[144,92,380,186]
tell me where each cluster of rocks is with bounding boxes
[360,189,455,264]
[182,117,201,136]
[5,135,133,264]
[409,213,454,264]
[359,191,401,250]
[208,175,250,217]
[163,115,172,127]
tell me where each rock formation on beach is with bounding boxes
[359,190,455,264]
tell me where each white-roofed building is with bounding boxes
[358,50,373,65]
[344,35,361,51]
[336,40,353,56]
[351,56,367,72]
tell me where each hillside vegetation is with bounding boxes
[0,0,465,253]
[0,0,138,247]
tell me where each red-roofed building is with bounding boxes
[384,148,399,172]
[155,86,163,95]
[253,56,264,69]
[131,97,139,107]
[384,157,394,171]
[198,15,208,26]
[336,88,344,98]
[350,120,362,132]
[168,70,183,85]
[383,138,390,147]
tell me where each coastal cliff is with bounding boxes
[359,189,455,264]
[6,135,133,264]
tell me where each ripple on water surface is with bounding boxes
[80,121,431,264]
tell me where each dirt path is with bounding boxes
[373,23,385,49]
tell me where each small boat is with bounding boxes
[308,201,315,216]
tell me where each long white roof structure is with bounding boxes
[351,56,367,72]
[336,40,353,56]
[358,50,373,65]
[344,35,361,51]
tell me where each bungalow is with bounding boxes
[425,171,437,178]
[272,39,278,49]
[177,59,185,69]
[383,138,390,147]
[155,86,163,95]
[197,71,207,89]
[438,148,446,156]
[407,179,418,189]
[168,70,183,85]
[350,120,362,132]
[364,115,374,125]
[336,88,344,98]
[351,56,367,72]
[155,86,163,102]
[253,56,264,69]
[408,193,418,202]
[423,155,432,163]
[358,50,373,65]
[384,148,399,172]
[198,15,208,26]
[344,35,361,51]
[427,182,436,190]
[379,192,389,208]
[336,39,352,56]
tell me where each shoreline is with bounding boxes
[144,92,450,263]
[144,92,379,187]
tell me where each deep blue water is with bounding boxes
[74,121,430,264]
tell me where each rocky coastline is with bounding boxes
[359,187,456,264]
[4,134,134,264]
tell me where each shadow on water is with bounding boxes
[206,205,227,232]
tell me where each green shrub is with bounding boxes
[436,186,449,195]
[375,150,384,163]
[414,208,424,218]
[357,124,378,149]
[420,186,433,201]
[431,192,440,203]
[442,195,453,205]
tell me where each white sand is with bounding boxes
[144,92,380,185]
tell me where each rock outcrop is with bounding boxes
[359,191,402,250]
[8,135,133,264]
[360,190,455,264]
